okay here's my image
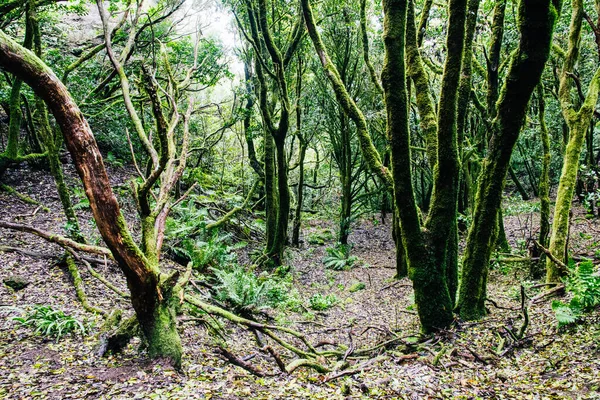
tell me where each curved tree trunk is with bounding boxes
[0,29,183,367]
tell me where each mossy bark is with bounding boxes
[383,0,466,331]
[0,4,34,177]
[27,4,85,243]
[457,0,560,320]
[291,140,307,246]
[547,0,600,282]
[534,84,551,278]
[406,0,437,171]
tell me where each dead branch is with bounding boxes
[67,249,129,299]
[215,347,273,377]
[379,281,413,292]
[532,239,568,272]
[323,356,387,382]
[0,245,107,266]
[262,345,287,373]
[529,284,566,304]
[0,220,113,258]
[486,298,520,311]
[64,254,108,316]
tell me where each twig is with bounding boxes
[532,239,568,272]
[379,281,413,292]
[486,298,519,311]
[215,347,271,377]
[323,356,387,382]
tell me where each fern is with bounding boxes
[552,260,600,326]
[323,244,358,271]
[552,301,579,327]
[308,293,338,311]
[211,266,299,314]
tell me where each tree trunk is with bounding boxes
[292,142,307,246]
[0,29,183,367]
[534,84,551,278]
[547,0,600,282]
[457,0,559,320]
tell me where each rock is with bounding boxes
[3,275,30,291]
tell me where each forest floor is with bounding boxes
[0,164,600,399]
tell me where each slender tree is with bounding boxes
[546,0,600,282]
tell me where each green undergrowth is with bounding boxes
[2,305,89,341]
[323,243,358,270]
[552,259,600,327]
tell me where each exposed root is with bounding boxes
[97,311,139,357]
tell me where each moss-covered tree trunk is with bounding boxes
[292,140,307,246]
[338,113,353,245]
[547,0,600,282]
[534,84,551,278]
[457,0,560,320]
[0,2,39,178]
[269,137,290,264]
[0,29,183,367]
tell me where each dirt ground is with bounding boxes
[1,164,599,399]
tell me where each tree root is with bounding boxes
[97,311,139,357]
[64,254,107,316]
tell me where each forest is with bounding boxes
[0,0,599,397]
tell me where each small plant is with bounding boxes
[9,305,87,340]
[323,244,358,271]
[553,260,600,327]
[71,186,90,210]
[307,229,334,245]
[176,231,242,270]
[308,293,338,311]
[349,282,366,292]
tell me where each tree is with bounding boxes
[0,29,188,366]
[457,0,561,320]
[302,0,470,331]
[546,0,600,282]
